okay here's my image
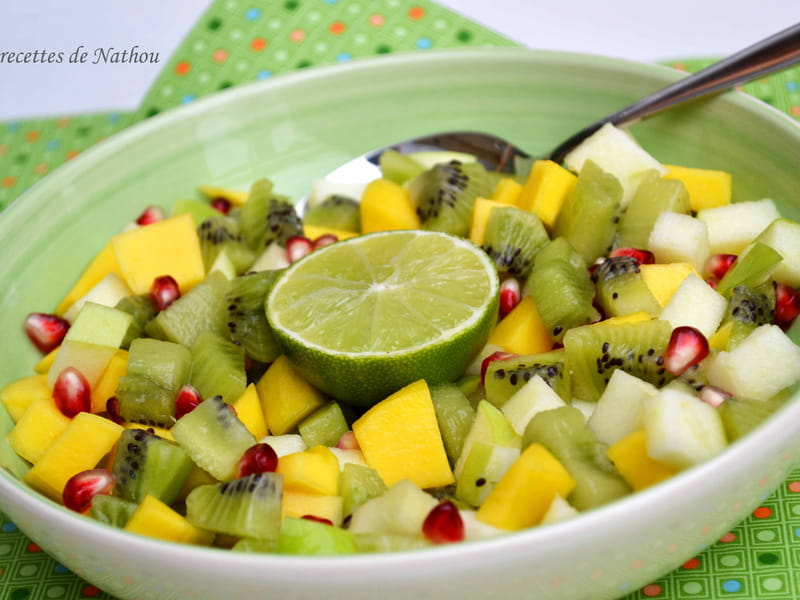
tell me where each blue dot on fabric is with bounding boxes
[46,139,60,151]
[336,52,352,62]
[245,7,261,20]
[54,563,70,574]
[106,113,121,124]
[722,579,743,593]
[256,70,272,80]
[416,37,432,49]
[7,122,20,133]
[324,0,338,4]
[181,94,196,104]
[794,527,800,538]
[787,81,799,92]
[1,522,17,532]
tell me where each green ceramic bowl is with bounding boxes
[1,48,799,600]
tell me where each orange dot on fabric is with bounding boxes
[329,21,346,34]
[720,532,737,543]
[34,163,48,175]
[631,559,644,570]
[0,144,8,155]
[408,6,425,20]
[56,117,70,128]
[369,14,385,26]
[66,150,79,160]
[791,105,800,116]
[2,176,16,188]
[290,29,306,42]
[788,481,800,493]
[212,49,228,63]
[642,584,663,597]
[175,61,191,75]
[26,130,40,142]
[753,506,772,519]
[250,37,267,51]
[682,557,700,570]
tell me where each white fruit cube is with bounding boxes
[348,479,437,537]
[459,509,505,540]
[63,273,133,323]
[540,494,579,525]
[705,324,800,401]
[643,387,727,470]
[258,434,307,457]
[697,198,780,255]
[648,212,710,273]
[588,369,658,445]
[65,301,133,349]
[249,242,289,272]
[563,123,666,206]
[754,218,800,287]
[501,375,566,435]
[328,447,368,470]
[658,273,727,338]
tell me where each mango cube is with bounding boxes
[111,212,205,294]
[353,379,454,489]
[491,178,523,206]
[476,442,575,531]
[282,491,344,527]
[7,396,71,464]
[256,356,326,435]
[359,179,420,233]
[277,445,340,496]
[488,295,554,355]
[232,383,268,440]
[198,184,248,206]
[90,349,129,413]
[55,242,122,316]
[517,160,577,229]
[469,198,505,246]
[1,374,50,422]
[302,224,358,242]
[664,164,732,211]
[639,262,699,307]
[606,430,676,491]
[34,347,59,374]
[125,494,213,545]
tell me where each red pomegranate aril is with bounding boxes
[775,283,800,331]
[24,312,70,354]
[480,351,518,386]
[699,385,731,408]
[499,278,521,318]
[422,500,464,544]
[135,205,165,226]
[705,253,737,280]
[706,277,719,290]
[313,234,338,249]
[210,196,232,215]
[52,367,91,418]
[175,384,202,419]
[63,469,115,513]
[286,235,314,263]
[609,247,655,265]
[237,443,279,477]
[336,431,360,450]
[150,275,181,312]
[105,396,124,425]
[302,514,334,526]
[664,326,709,376]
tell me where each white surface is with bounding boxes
[0,0,798,120]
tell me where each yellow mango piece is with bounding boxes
[256,355,325,435]
[491,178,523,206]
[90,349,128,413]
[125,422,175,442]
[198,184,248,206]
[476,442,575,531]
[640,263,700,307]
[353,379,453,489]
[125,494,214,545]
[232,383,268,440]
[469,198,505,246]
[282,491,344,527]
[517,160,577,229]
[303,224,358,242]
[277,445,340,496]
[359,178,420,233]
[24,412,123,501]
[111,213,205,295]
[34,347,59,374]
[1,374,50,422]
[664,164,732,212]
[488,295,554,355]
[598,311,651,327]
[606,430,676,491]
[7,396,71,464]
[55,243,122,316]
[709,320,734,351]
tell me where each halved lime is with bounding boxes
[266,230,500,407]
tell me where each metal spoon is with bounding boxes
[320,22,800,188]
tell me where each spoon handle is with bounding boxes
[548,21,800,164]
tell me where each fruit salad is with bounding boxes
[2,123,800,555]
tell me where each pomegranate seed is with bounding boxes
[210,196,232,215]
[237,443,279,477]
[150,275,181,311]
[499,278,521,318]
[175,384,202,419]
[302,514,334,526]
[62,469,115,513]
[24,312,70,354]
[313,233,339,249]
[705,254,737,280]
[699,385,731,408]
[664,326,710,376]
[609,247,655,265]
[105,396,124,425]
[336,431,360,450]
[52,367,91,418]
[135,206,165,226]
[480,351,518,386]
[422,500,464,544]
[706,278,719,290]
[775,284,800,331]
[286,235,314,263]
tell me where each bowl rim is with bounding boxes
[1,45,799,572]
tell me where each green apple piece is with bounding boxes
[258,434,306,457]
[697,198,780,255]
[717,242,783,297]
[328,448,367,471]
[588,369,658,446]
[455,441,520,508]
[46,340,117,388]
[459,509,505,541]
[298,401,349,448]
[209,249,236,280]
[65,301,133,349]
[340,463,387,518]
[63,273,133,323]
[754,218,800,287]
[501,374,567,435]
[659,273,727,338]
[127,338,193,392]
[348,479,437,537]
[378,149,426,185]
[454,400,520,480]
[406,150,477,169]
[540,494,579,525]
[277,517,356,556]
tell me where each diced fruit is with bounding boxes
[491,177,523,206]
[62,469,115,513]
[663,164,732,211]
[7,396,71,464]
[588,369,657,446]
[1,374,50,422]
[231,384,267,440]
[340,463,387,518]
[540,494,579,525]
[697,199,780,255]
[277,516,356,555]
[718,393,788,441]
[298,402,349,449]
[260,434,307,457]
[90,349,128,413]
[616,170,690,249]
[377,149,426,185]
[52,366,92,417]
[754,218,800,287]
[647,211,710,273]
[705,253,738,281]
[198,184,248,206]
[481,205,549,278]
[277,445,340,496]
[63,273,133,324]
[469,197,506,246]
[487,295,554,355]
[90,494,138,528]
[640,262,699,307]
[775,284,800,331]
[498,278,521,318]
[188,331,246,405]
[237,443,279,477]
[606,431,676,490]
[455,441,520,507]
[591,256,661,318]
[658,273,727,338]
[303,194,361,233]
[349,479,437,538]
[501,375,567,436]
[454,400,520,481]
[360,178,420,233]
[664,326,710,376]
[517,159,577,229]
[55,242,122,316]
[25,313,70,354]
[282,492,344,527]
[716,242,782,297]
[125,494,214,545]
[422,500,464,544]
[483,349,570,407]
[150,275,181,311]
[721,284,775,349]
[256,355,326,436]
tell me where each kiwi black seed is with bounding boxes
[723,283,776,349]
[239,178,303,249]
[481,205,549,278]
[303,195,361,233]
[592,256,661,318]
[225,270,283,363]
[197,215,256,274]
[483,349,570,407]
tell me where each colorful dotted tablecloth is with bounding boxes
[1,2,800,599]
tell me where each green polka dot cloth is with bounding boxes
[1,2,800,599]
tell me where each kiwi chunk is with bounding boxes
[340,463,388,518]
[378,149,426,185]
[186,472,283,540]
[719,391,789,441]
[90,494,138,528]
[481,206,549,278]
[197,216,256,274]
[523,406,631,510]
[430,383,475,463]
[298,401,349,448]
[553,160,623,264]
[238,178,302,250]
[717,242,783,297]
[483,349,570,407]
[722,284,776,349]
[225,270,283,363]
[303,195,361,233]
[115,294,156,349]
[112,428,194,505]
[277,516,357,555]
[407,160,493,237]
[592,256,661,318]
[616,170,690,249]
[564,318,673,403]
[189,331,247,404]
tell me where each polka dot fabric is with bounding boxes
[1,2,800,599]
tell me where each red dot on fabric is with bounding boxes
[82,585,101,597]
[27,542,41,552]
[753,506,772,519]
[642,584,663,597]
[408,6,425,20]
[788,481,800,493]
[212,49,228,63]
[175,61,191,75]
[720,532,737,543]
[250,37,267,51]
[290,29,306,42]
[329,21,345,34]
[682,557,700,570]
[369,14,385,26]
